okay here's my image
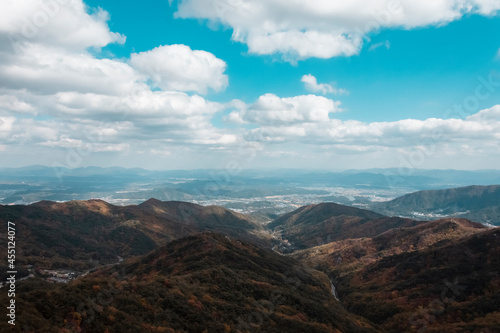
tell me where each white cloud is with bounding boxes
[368,40,391,51]
[0,95,35,114]
[246,30,362,59]
[174,0,500,60]
[1,0,499,169]
[0,0,238,158]
[238,104,500,148]
[39,136,130,152]
[0,88,233,149]
[226,93,341,126]
[52,89,221,120]
[466,105,500,123]
[130,44,228,94]
[0,117,15,138]
[0,43,138,95]
[0,0,125,51]
[301,74,347,95]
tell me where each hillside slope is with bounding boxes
[294,219,498,332]
[0,233,381,333]
[0,199,269,270]
[269,202,420,250]
[372,185,500,224]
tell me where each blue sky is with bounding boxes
[0,0,500,170]
[89,0,500,122]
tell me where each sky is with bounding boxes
[0,0,500,171]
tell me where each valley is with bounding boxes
[3,0,500,331]
[1,196,499,332]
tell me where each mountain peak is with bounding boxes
[140,197,164,205]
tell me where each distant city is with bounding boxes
[2,166,500,221]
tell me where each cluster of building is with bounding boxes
[37,269,78,283]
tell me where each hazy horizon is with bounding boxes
[4,164,500,173]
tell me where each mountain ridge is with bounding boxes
[372,184,500,224]
[269,202,421,250]
[0,233,381,332]
[0,198,270,270]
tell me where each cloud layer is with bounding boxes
[0,0,237,168]
[0,0,499,170]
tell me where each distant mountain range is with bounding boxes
[3,165,500,207]
[1,198,499,332]
[372,185,500,225]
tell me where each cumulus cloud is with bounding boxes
[225,98,500,157]
[52,89,221,120]
[3,118,59,144]
[0,117,15,137]
[466,105,500,123]
[0,95,35,114]
[0,44,139,96]
[1,86,234,150]
[1,0,499,169]
[301,74,347,95]
[225,93,341,126]
[241,105,500,148]
[130,44,228,94]
[174,0,500,60]
[0,0,240,164]
[0,0,125,51]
